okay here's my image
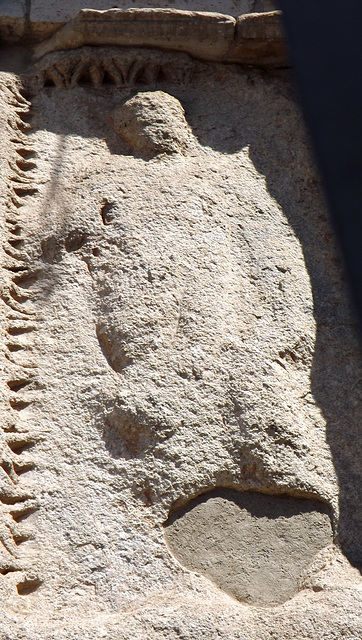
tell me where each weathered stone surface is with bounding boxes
[0,0,26,41]
[29,0,256,22]
[0,1,280,44]
[113,91,191,156]
[0,24,361,640]
[31,46,194,91]
[0,1,269,29]
[0,74,41,598]
[33,8,287,68]
[0,5,287,68]
[228,11,286,67]
[34,8,237,61]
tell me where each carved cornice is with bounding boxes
[34,8,287,69]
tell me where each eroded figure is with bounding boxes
[0,40,361,639]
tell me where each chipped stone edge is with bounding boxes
[0,8,287,69]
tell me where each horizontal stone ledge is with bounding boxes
[229,11,287,67]
[33,8,287,69]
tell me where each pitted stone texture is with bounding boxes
[228,10,286,66]
[34,8,237,61]
[165,489,333,605]
[34,8,286,68]
[0,49,361,640]
[113,91,191,156]
[0,72,45,603]
[31,47,194,91]
[0,2,272,43]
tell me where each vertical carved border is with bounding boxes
[0,77,41,596]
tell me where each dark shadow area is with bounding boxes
[0,46,33,74]
[20,55,362,571]
[184,68,362,572]
[166,487,332,525]
[244,107,362,573]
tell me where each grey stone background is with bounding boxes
[0,1,277,22]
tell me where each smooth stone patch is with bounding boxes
[164,489,333,606]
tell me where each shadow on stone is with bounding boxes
[22,51,362,571]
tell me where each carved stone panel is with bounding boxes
[0,8,361,639]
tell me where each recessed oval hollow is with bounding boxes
[164,489,333,606]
